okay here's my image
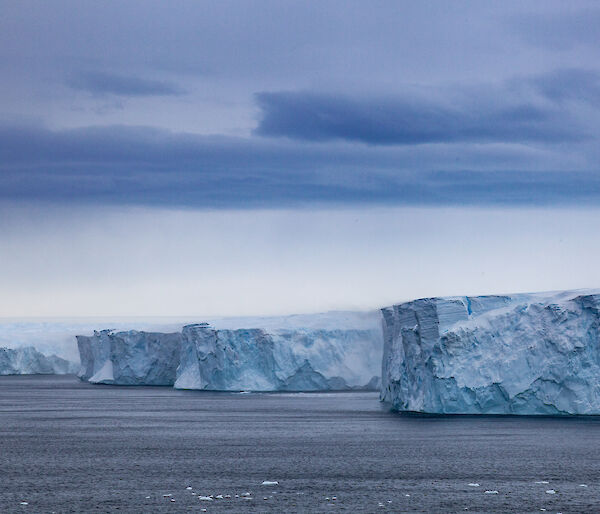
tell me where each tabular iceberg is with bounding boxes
[77,330,181,385]
[0,346,78,375]
[77,317,382,391]
[381,290,600,415]
[175,324,380,391]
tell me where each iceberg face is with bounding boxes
[0,346,78,375]
[77,316,382,391]
[381,290,600,415]
[77,330,181,385]
[175,324,381,391]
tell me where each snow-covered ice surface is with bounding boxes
[381,289,600,415]
[77,311,382,391]
[0,346,78,375]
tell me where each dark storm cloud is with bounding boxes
[1,123,599,208]
[1,2,600,209]
[255,92,581,145]
[67,71,185,97]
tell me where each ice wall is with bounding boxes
[381,290,600,415]
[77,320,382,391]
[175,324,381,391]
[0,346,77,375]
[77,330,181,385]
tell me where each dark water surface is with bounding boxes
[1,376,600,513]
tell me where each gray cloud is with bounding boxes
[67,71,185,97]
[1,3,600,210]
[254,84,588,145]
[1,122,599,208]
[532,68,600,105]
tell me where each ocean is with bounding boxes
[1,375,599,513]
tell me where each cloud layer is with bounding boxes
[1,2,599,209]
[1,120,599,208]
[68,71,185,97]
[255,90,583,145]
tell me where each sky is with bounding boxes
[1,1,599,317]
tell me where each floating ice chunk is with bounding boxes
[163,494,172,498]
[579,484,588,487]
[468,483,480,487]
[198,496,213,501]
[201,510,207,513]
[262,481,279,486]
[242,492,252,497]
[215,494,223,499]
[535,481,549,484]
[145,496,150,499]
[19,502,28,506]
[378,502,385,507]
[545,490,556,494]
[484,490,498,494]
[405,494,410,497]
[186,486,192,490]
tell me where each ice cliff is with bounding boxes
[175,324,380,391]
[77,318,382,391]
[0,346,78,375]
[381,290,600,415]
[77,330,181,385]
